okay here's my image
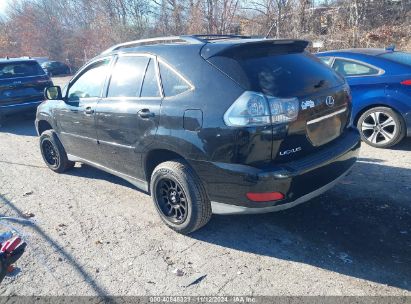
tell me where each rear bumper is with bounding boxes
[0,100,42,116]
[190,127,361,215]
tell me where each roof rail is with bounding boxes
[189,34,255,41]
[101,36,204,55]
[100,34,260,55]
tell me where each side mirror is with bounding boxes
[44,86,62,100]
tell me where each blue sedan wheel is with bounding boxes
[357,107,406,148]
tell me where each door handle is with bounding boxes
[85,107,94,115]
[138,109,154,118]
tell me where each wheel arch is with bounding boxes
[37,119,54,135]
[354,103,404,126]
[144,149,188,186]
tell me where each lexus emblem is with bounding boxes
[326,96,335,107]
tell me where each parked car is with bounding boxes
[36,35,360,234]
[33,57,49,65]
[317,48,411,148]
[41,61,71,76]
[0,58,53,125]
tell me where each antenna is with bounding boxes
[386,44,395,52]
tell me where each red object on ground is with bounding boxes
[7,265,15,273]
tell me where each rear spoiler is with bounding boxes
[201,39,310,60]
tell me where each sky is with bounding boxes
[0,0,10,16]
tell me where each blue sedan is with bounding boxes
[317,48,411,148]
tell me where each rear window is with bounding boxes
[209,52,344,98]
[0,61,45,79]
[380,52,411,67]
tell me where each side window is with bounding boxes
[68,60,109,100]
[332,59,379,77]
[108,56,149,98]
[159,61,192,97]
[141,59,161,98]
[319,57,333,66]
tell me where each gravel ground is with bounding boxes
[0,78,410,296]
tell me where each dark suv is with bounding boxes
[41,61,71,77]
[0,58,53,125]
[36,35,360,234]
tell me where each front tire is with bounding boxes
[150,160,212,234]
[40,130,74,173]
[357,107,406,148]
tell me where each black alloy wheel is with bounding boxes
[156,178,188,224]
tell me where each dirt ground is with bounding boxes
[0,79,410,296]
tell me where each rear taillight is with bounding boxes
[246,192,285,202]
[223,91,299,127]
[400,80,411,86]
[267,96,299,124]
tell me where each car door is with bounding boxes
[95,54,163,180]
[55,57,111,163]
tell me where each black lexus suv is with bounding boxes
[36,35,361,234]
[0,58,52,125]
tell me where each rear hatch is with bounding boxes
[204,40,350,162]
[0,60,52,107]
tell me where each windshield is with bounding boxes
[209,52,344,98]
[379,52,411,67]
[0,61,46,79]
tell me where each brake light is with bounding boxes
[246,192,285,202]
[267,96,299,123]
[400,80,411,86]
[223,91,299,127]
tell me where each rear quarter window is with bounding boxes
[0,61,45,79]
[159,61,193,97]
[208,52,344,98]
[332,59,380,76]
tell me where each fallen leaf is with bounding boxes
[22,191,33,197]
[185,275,207,288]
[7,265,15,273]
[22,212,35,218]
[172,268,184,277]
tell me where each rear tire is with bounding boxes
[150,160,212,234]
[357,106,406,148]
[40,130,74,173]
